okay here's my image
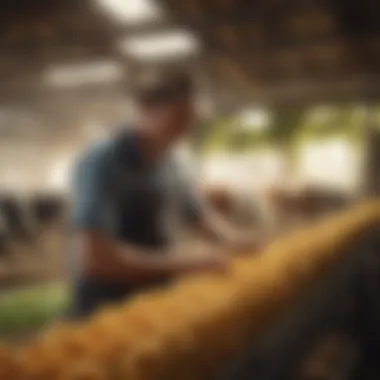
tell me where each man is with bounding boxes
[69,71,262,319]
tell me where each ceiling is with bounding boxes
[160,0,380,106]
[0,0,379,122]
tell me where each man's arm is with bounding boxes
[196,209,267,252]
[182,187,266,253]
[71,147,226,284]
[76,231,226,284]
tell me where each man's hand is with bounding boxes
[179,250,229,275]
[195,209,269,256]
[226,232,268,255]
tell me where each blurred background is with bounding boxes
[0,0,379,365]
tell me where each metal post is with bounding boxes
[361,103,379,197]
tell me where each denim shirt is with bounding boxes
[68,128,203,318]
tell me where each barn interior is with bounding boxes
[0,0,380,378]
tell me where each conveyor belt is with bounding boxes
[3,202,380,380]
[220,226,380,380]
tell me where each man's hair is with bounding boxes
[133,70,195,106]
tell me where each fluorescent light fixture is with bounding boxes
[49,156,73,190]
[44,60,125,88]
[119,29,199,61]
[95,0,162,25]
[237,108,270,133]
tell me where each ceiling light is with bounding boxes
[119,30,199,61]
[95,0,162,25]
[44,60,125,88]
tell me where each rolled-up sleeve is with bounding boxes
[71,148,113,233]
[172,159,205,226]
[182,186,205,225]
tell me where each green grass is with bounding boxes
[0,283,69,335]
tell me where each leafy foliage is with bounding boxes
[297,105,364,145]
[191,104,367,156]
[0,283,68,335]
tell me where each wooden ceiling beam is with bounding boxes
[204,34,380,84]
[196,28,380,57]
[231,74,380,107]
[0,81,130,105]
[161,0,379,34]
[160,0,295,25]
[158,0,380,91]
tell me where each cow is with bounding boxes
[0,194,33,243]
[0,211,10,257]
[29,194,67,229]
[263,185,351,231]
[201,185,271,229]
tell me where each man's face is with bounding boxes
[152,99,195,140]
